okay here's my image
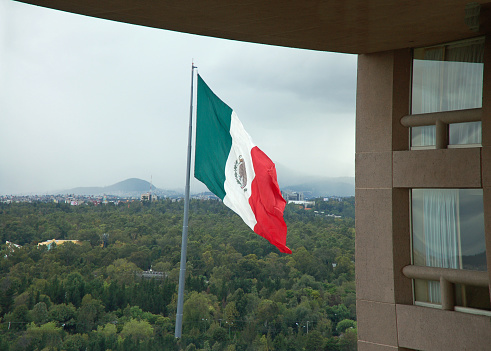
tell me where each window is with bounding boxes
[411,189,489,310]
[411,38,484,147]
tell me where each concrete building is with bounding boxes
[37,239,83,250]
[15,1,491,349]
[141,192,158,202]
[281,190,304,202]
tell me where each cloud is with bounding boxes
[0,0,356,195]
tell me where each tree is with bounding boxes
[76,294,105,333]
[338,328,357,351]
[120,318,154,343]
[256,299,280,332]
[211,326,227,344]
[0,200,357,350]
[64,272,86,307]
[305,330,324,351]
[224,301,239,324]
[336,319,356,334]
[106,258,140,285]
[26,321,63,350]
[0,334,9,351]
[49,303,76,327]
[326,305,350,327]
[96,323,118,350]
[0,285,15,317]
[30,302,49,325]
[183,292,213,331]
[10,305,29,330]
[61,334,89,351]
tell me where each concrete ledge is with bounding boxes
[393,148,481,188]
[358,341,413,351]
[358,341,403,350]
[396,304,491,351]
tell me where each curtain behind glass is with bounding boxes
[412,48,442,146]
[446,42,483,145]
[423,189,460,302]
[412,38,484,147]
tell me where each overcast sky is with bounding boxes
[0,0,357,195]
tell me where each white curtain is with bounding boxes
[412,48,442,146]
[412,39,483,147]
[445,42,483,145]
[423,189,461,302]
[449,121,481,145]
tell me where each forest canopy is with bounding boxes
[0,198,356,351]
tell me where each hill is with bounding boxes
[58,168,355,199]
[276,164,354,197]
[282,177,354,197]
[59,178,179,198]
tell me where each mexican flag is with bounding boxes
[195,74,291,254]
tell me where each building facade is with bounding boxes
[355,39,491,350]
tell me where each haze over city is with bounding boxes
[0,0,357,195]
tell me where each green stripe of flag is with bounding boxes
[194,74,233,200]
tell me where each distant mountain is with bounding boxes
[282,177,354,198]
[59,178,179,198]
[105,178,153,193]
[276,164,354,197]
[58,169,355,199]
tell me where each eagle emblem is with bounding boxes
[234,156,247,190]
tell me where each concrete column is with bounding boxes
[355,49,412,351]
[440,277,455,311]
[435,119,448,149]
[481,35,491,303]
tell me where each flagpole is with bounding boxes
[175,62,197,338]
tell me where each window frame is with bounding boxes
[410,37,485,149]
[409,188,489,312]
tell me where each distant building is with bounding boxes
[5,241,21,249]
[192,192,220,200]
[4,241,22,258]
[101,233,109,248]
[140,193,157,202]
[37,239,82,250]
[137,270,167,280]
[281,190,304,202]
[288,200,315,209]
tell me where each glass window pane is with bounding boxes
[411,126,436,147]
[449,121,482,145]
[411,38,484,147]
[455,284,491,310]
[411,189,487,305]
[412,189,486,271]
[412,40,484,115]
[457,189,486,271]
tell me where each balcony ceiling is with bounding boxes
[15,0,489,54]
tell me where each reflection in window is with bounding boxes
[411,125,436,147]
[412,189,489,310]
[449,121,481,145]
[411,38,484,147]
